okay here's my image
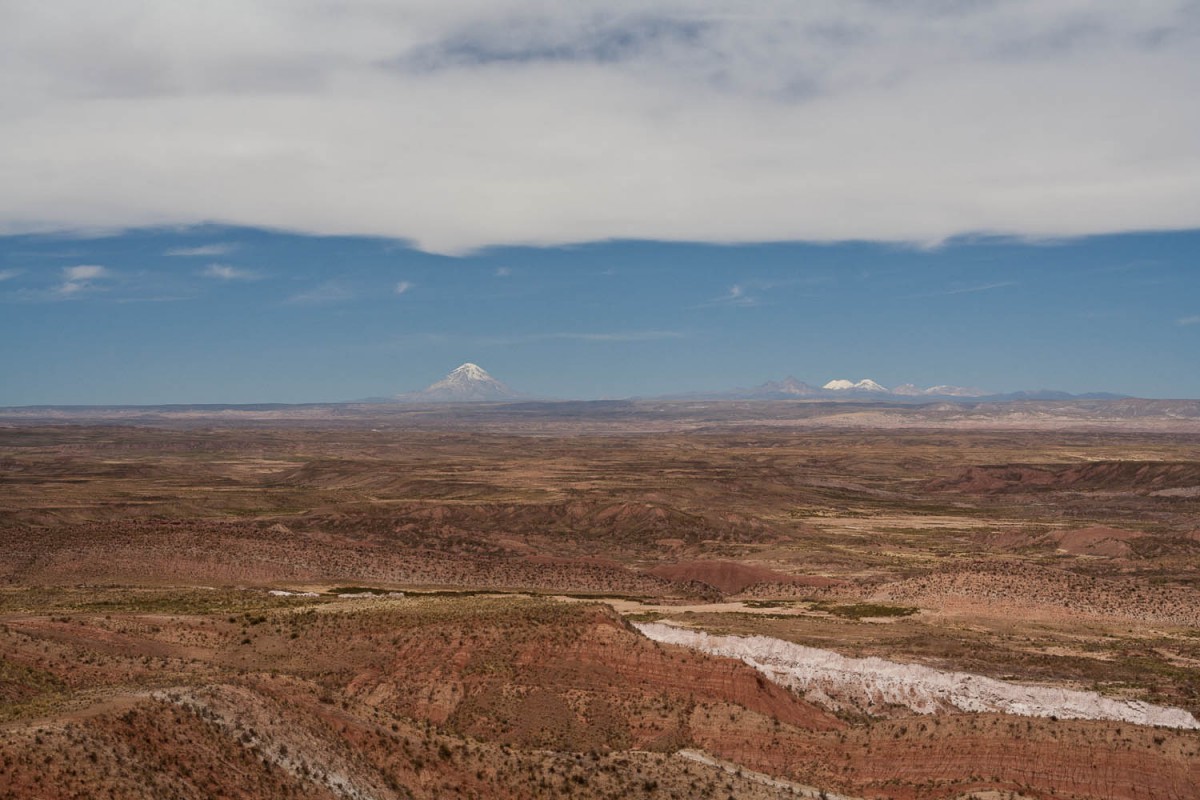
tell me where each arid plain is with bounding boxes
[2,399,1199,799]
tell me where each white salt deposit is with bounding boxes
[635,622,1200,730]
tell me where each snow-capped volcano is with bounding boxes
[396,363,521,402]
[823,378,889,393]
[433,362,493,387]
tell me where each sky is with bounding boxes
[1,1,1198,403]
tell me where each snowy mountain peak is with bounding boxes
[447,362,491,381]
[823,378,889,392]
[396,362,521,402]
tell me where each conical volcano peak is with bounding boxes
[396,362,521,402]
[449,363,491,380]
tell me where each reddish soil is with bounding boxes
[1051,525,1142,557]
[2,596,1198,800]
[930,461,1200,494]
[3,421,1200,798]
[873,559,1200,627]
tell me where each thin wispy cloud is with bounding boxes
[166,244,236,257]
[285,282,353,305]
[906,281,1019,299]
[57,264,109,296]
[0,269,21,281]
[201,263,257,280]
[1178,315,1200,326]
[699,284,758,308]
[941,281,1019,296]
[726,285,752,304]
[495,267,512,278]
[394,280,413,295]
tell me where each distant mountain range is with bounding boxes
[706,376,1126,403]
[738,376,988,399]
[383,364,1128,404]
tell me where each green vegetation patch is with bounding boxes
[742,599,792,609]
[812,601,918,620]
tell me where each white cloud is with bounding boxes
[65,265,106,280]
[57,264,109,295]
[0,269,21,281]
[1178,315,1200,326]
[1,2,1198,253]
[394,280,413,295]
[201,263,256,280]
[495,267,512,277]
[166,244,236,257]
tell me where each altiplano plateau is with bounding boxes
[2,398,1199,798]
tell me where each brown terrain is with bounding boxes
[2,399,1199,798]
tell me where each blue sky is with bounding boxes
[2,2,1199,403]
[2,227,1197,404]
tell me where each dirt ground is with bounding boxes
[2,407,1198,798]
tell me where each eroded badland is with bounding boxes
[2,400,1199,799]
